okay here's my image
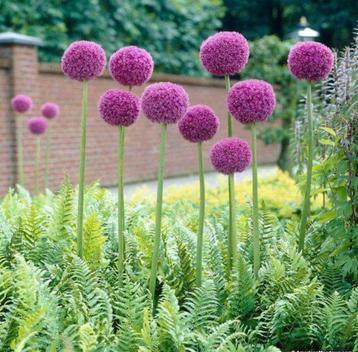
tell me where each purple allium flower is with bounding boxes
[61,41,106,81]
[178,105,219,143]
[27,117,48,135]
[200,31,250,76]
[109,46,154,86]
[41,102,60,119]
[98,89,140,127]
[288,41,334,81]
[227,79,276,124]
[11,95,33,113]
[210,137,251,175]
[141,82,189,124]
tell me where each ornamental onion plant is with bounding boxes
[41,102,60,190]
[98,89,140,284]
[228,79,276,277]
[210,137,252,269]
[27,117,48,195]
[200,31,249,272]
[11,94,33,187]
[141,82,189,306]
[108,46,153,283]
[178,105,219,286]
[288,41,334,252]
[61,41,106,258]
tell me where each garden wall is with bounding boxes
[0,33,280,194]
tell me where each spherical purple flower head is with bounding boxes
[210,137,251,175]
[41,102,60,119]
[11,95,33,113]
[141,82,189,124]
[61,41,106,81]
[200,31,249,76]
[98,89,140,127]
[178,105,219,143]
[288,41,334,81]
[109,46,154,86]
[27,117,48,135]
[228,79,276,124]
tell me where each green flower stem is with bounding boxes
[149,123,167,304]
[77,80,88,259]
[251,123,260,277]
[16,115,25,187]
[225,75,233,136]
[117,125,125,285]
[225,74,235,272]
[196,142,205,286]
[228,173,237,269]
[299,81,313,252]
[44,123,51,191]
[34,137,41,195]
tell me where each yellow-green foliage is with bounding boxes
[131,170,323,218]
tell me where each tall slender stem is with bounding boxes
[117,125,125,285]
[149,123,167,305]
[34,137,41,195]
[225,75,233,137]
[299,82,313,252]
[44,123,51,190]
[196,142,205,286]
[16,115,25,187]
[225,74,235,272]
[228,173,237,269]
[77,80,88,259]
[251,123,260,277]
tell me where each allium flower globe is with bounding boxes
[98,89,140,127]
[288,41,334,81]
[178,105,219,143]
[109,46,154,86]
[200,32,249,76]
[11,95,33,113]
[227,79,276,124]
[41,102,60,119]
[27,117,48,135]
[141,82,189,124]
[210,137,251,175]
[61,41,106,81]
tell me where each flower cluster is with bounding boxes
[109,46,154,86]
[142,82,189,124]
[200,31,249,76]
[27,117,48,135]
[11,95,33,113]
[41,102,60,119]
[98,89,140,127]
[288,41,334,81]
[61,41,106,81]
[227,79,276,124]
[178,105,219,143]
[210,137,251,175]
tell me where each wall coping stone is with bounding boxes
[0,32,43,46]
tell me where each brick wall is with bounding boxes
[0,37,280,195]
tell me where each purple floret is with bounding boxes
[61,41,106,81]
[41,102,60,119]
[98,89,140,127]
[109,46,154,86]
[27,117,48,135]
[210,137,251,175]
[11,95,33,113]
[200,31,249,76]
[227,79,276,124]
[288,41,334,81]
[141,82,189,124]
[178,105,219,143]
